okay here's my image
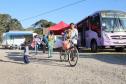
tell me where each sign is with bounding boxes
[101,12,126,18]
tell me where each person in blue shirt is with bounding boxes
[42,35,48,53]
[43,35,48,45]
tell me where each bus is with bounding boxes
[77,10,126,52]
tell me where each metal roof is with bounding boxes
[6,31,33,36]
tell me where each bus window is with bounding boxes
[91,15,101,37]
[82,18,89,31]
[91,15,101,32]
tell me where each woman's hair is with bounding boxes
[70,23,74,26]
[50,31,54,35]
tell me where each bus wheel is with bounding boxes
[115,47,124,52]
[91,40,98,53]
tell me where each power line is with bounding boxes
[21,0,86,21]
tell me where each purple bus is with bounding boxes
[77,10,126,52]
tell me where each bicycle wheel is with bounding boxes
[60,49,64,62]
[64,50,69,62]
[60,49,68,62]
[68,47,79,67]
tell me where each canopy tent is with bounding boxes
[48,21,69,35]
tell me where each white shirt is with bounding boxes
[70,28,78,44]
[34,37,41,45]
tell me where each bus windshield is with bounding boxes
[102,17,126,32]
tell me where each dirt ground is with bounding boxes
[0,49,126,84]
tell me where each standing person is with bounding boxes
[23,41,30,64]
[42,35,47,53]
[43,35,48,45]
[34,35,41,55]
[34,35,38,55]
[48,31,54,58]
[69,23,78,46]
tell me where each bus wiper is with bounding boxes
[112,18,116,33]
[118,17,126,32]
[112,16,119,33]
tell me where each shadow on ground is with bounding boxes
[78,48,126,53]
[29,57,69,67]
[0,59,24,64]
[4,48,126,66]
[5,51,68,67]
[2,51,25,65]
[79,53,126,65]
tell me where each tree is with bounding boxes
[34,28,43,35]
[9,19,22,30]
[31,19,55,35]
[32,19,55,28]
[0,14,11,32]
[0,14,23,42]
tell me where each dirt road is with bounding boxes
[0,49,126,84]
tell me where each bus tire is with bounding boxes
[115,47,124,52]
[91,40,98,53]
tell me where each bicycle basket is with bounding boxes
[63,41,70,50]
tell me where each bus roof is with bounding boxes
[76,10,126,25]
[95,10,126,14]
[5,31,33,36]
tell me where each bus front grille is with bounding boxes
[111,35,126,40]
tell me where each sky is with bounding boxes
[0,0,126,28]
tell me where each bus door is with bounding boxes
[78,27,83,47]
[85,18,91,48]
[77,22,84,47]
[86,15,101,47]
[82,24,87,47]
[79,22,87,47]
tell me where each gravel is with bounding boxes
[0,49,126,84]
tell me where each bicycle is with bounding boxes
[60,41,79,67]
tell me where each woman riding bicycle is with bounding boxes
[61,23,79,67]
[63,23,78,49]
